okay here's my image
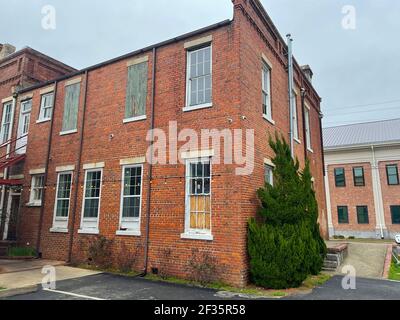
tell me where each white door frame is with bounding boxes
[2,191,21,240]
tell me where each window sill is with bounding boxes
[123,115,147,123]
[26,202,42,207]
[78,228,99,235]
[183,103,212,113]
[36,118,51,124]
[50,227,68,233]
[262,115,275,125]
[60,129,78,136]
[180,233,213,241]
[294,138,301,144]
[307,147,314,153]
[116,230,141,237]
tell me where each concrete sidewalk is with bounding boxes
[0,259,101,298]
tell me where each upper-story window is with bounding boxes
[61,82,80,134]
[0,101,13,144]
[353,167,365,187]
[186,45,212,110]
[264,164,274,186]
[292,90,299,142]
[39,92,54,121]
[262,63,272,122]
[334,167,346,187]
[304,106,312,151]
[386,164,399,186]
[125,59,148,122]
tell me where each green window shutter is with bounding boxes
[62,83,80,132]
[125,61,148,119]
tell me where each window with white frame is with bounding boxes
[61,83,80,133]
[292,91,299,141]
[1,102,13,144]
[264,164,274,186]
[29,174,44,205]
[184,158,212,236]
[262,63,272,121]
[186,45,212,108]
[305,107,312,151]
[80,169,102,232]
[39,92,54,121]
[119,165,143,233]
[53,172,72,230]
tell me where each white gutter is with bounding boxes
[287,34,294,158]
[370,145,385,239]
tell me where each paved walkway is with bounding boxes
[335,242,389,279]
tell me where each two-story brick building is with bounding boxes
[4,0,326,286]
[0,44,75,242]
[324,119,400,239]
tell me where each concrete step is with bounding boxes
[326,253,340,262]
[323,260,338,269]
[0,246,8,256]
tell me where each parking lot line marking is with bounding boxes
[43,288,106,300]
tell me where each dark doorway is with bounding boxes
[6,195,20,241]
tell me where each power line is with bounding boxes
[325,98,400,111]
[324,105,400,117]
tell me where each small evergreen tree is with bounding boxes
[248,134,327,289]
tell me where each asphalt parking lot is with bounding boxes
[3,273,400,300]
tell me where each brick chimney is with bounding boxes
[301,65,313,83]
[0,43,16,60]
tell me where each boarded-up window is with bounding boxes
[186,159,211,233]
[62,83,80,132]
[125,61,148,119]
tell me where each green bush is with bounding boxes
[8,246,36,257]
[248,135,326,289]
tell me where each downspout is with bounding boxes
[319,111,325,176]
[36,81,58,257]
[300,88,307,162]
[142,47,157,276]
[67,70,89,263]
[371,145,384,239]
[286,34,294,158]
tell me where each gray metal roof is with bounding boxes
[323,118,400,149]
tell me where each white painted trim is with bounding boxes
[9,174,24,180]
[52,171,73,231]
[19,93,33,101]
[262,114,275,125]
[126,55,149,67]
[78,229,100,235]
[49,227,69,233]
[183,103,213,113]
[263,158,275,167]
[26,202,42,207]
[181,149,214,160]
[123,115,147,123]
[261,53,273,69]
[29,168,46,175]
[60,129,78,136]
[324,165,334,237]
[119,156,146,166]
[181,233,214,241]
[294,138,301,145]
[40,86,55,95]
[1,96,13,104]
[65,77,82,87]
[184,35,212,49]
[116,230,141,237]
[56,165,75,172]
[83,162,105,170]
[36,118,51,124]
[307,148,314,153]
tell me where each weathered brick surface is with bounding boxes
[16,0,327,286]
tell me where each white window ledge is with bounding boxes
[262,114,275,125]
[307,147,314,153]
[294,138,301,144]
[78,228,99,235]
[116,230,141,237]
[181,233,214,241]
[60,129,78,136]
[50,227,68,233]
[123,115,147,123]
[36,118,51,124]
[183,103,212,113]
[26,202,42,207]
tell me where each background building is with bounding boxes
[324,119,400,239]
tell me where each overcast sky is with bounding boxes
[1,0,399,127]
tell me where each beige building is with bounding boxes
[324,119,400,239]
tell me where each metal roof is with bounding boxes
[323,118,400,149]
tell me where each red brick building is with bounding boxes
[0,44,75,241]
[2,0,326,286]
[324,119,400,239]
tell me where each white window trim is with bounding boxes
[184,44,213,112]
[60,129,78,136]
[292,90,299,142]
[304,103,313,152]
[0,101,14,145]
[38,92,54,122]
[52,171,73,232]
[117,164,144,236]
[261,61,273,123]
[181,157,213,241]
[28,174,44,206]
[78,169,103,234]
[123,115,147,123]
